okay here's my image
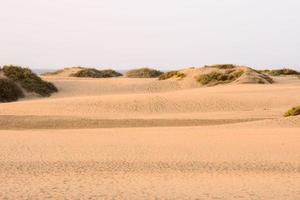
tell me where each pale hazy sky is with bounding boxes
[0,0,299,70]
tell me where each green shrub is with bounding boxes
[126,68,163,78]
[204,64,236,69]
[71,68,122,78]
[197,70,244,86]
[0,78,24,102]
[158,71,186,80]
[266,68,299,76]
[284,106,300,117]
[2,65,58,97]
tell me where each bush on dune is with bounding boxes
[284,106,300,117]
[262,68,300,76]
[71,68,122,78]
[126,68,163,78]
[204,64,237,70]
[0,78,24,102]
[1,65,58,97]
[158,71,186,80]
[197,69,244,86]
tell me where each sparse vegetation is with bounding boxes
[197,69,244,86]
[158,71,186,80]
[284,106,300,117]
[0,78,24,102]
[126,68,163,78]
[204,64,237,69]
[261,68,300,76]
[1,65,58,97]
[254,70,274,84]
[41,67,85,76]
[71,68,122,78]
[42,69,66,76]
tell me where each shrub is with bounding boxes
[126,68,163,78]
[204,64,236,69]
[158,71,186,80]
[266,68,299,76]
[71,68,122,78]
[197,69,244,86]
[284,106,300,117]
[2,65,58,97]
[0,78,24,102]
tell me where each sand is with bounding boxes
[0,75,299,199]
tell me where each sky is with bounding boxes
[0,0,299,70]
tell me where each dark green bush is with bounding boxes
[71,68,122,78]
[0,78,24,102]
[158,71,186,80]
[197,70,244,86]
[284,106,300,117]
[126,68,163,78]
[2,65,58,97]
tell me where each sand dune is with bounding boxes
[0,127,299,199]
[0,74,299,199]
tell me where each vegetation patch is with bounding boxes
[255,70,274,84]
[158,71,186,80]
[204,64,237,70]
[42,69,66,76]
[1,65,58,97]
[41,67,85,76]
[261,68,300,76]
[71,68,122,78]
[0,78,24,102]
[126,68,163,78]
[197,69,244,86]
[284,106,300,117]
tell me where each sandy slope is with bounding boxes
[0,75,299,199]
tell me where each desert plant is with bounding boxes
[2,65,58,97]
[197,69,244,86]
[71,68,122,78]
[284,106,300,117]
[126,68,163,78]
[0,78,24,102]
[158,71,186,80]
[204,64,236,69]
[266,68,299,76]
